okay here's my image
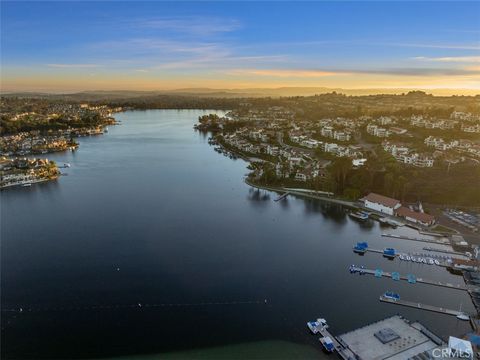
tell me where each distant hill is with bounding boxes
[2,87,479,100]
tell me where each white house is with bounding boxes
[361,192,401,215]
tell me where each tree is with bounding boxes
[329,157,352,194]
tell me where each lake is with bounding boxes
[1,110,471,359]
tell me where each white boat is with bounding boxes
[434,259,440,266]
[319,336,335,352]
[457,313,469,321]
[22,183,32,187]
[307,318,328,334]
[307,321,320,334]
[428,259,434,265]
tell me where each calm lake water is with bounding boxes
[1,110,472,359]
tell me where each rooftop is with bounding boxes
[362,192,401,208]
[338,315,441,360]
[395,206,435,223]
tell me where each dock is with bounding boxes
[316,325,356,359]
[382,233,449,245]
[379,296,466,318]
[350,266,468,291]
[423,246,469,258]
[274,192,290,202]
[355,248,451,267]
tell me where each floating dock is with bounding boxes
[379,296,466,318]
[350,266,468,291]
[316,325,356,359]
[423,246,469,258]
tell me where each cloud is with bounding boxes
[228,69,342,77]
[47,63,102,68]
[89,37,288,71]
[227,67,480,78]
[351,67,480,76]
[135,16,241,35]
[413,56,480,63]
[391,43,480,51]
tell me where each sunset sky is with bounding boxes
[1,1,479,93]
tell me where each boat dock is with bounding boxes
[274,192,290,202]
[350,266,468,291]
[352,246,450,266]
[423,246,469,258]
[316,325,356,359]
[379,296,466,318]
[382,233,449,245]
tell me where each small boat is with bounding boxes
[457,313,469,321]
[349,211,369,221]
[63,163,71,168]
[428,258,434,265]
[434,259,440,266]
[22,183,32,187]
[307,318,328,334]
[353,242,368,254]
[383,248,396,259]
[383,291,400,301]
[319,336,335,353]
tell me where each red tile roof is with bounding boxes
[362,192,401,208]
[395,206,435,224]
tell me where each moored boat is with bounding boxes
[383,291,400,301]
[353,241,368,254]
[307,318,328,334]
[319,336,335,353]
[383,248,396,259]
[349,211,369,221]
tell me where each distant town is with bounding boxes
[0,97,122,188]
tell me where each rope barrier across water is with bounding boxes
[1,299,268,314]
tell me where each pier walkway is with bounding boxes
[350,266,468,291]
[379,296,466,318]
[423,246,469,258]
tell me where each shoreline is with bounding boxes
[205,130,462,238]
[243,178,458,236]
[0,175,59,189]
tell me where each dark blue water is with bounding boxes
[1,110,472,359]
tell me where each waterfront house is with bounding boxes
[361,193,401,215]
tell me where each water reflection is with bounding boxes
[247,188,271,204]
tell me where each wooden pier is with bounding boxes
[379,296,466,318]
[350,266,468,291]
[382,233,449,245]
